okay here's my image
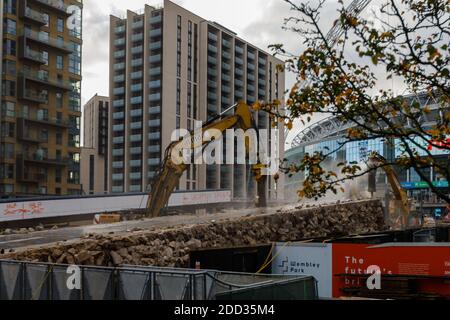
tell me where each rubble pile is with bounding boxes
[1,200,385,267]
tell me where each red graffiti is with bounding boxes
[3,202,44,216]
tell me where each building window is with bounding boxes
[177,15,182,78]
[89,155,95,192]
[57,17,64,32]
[2,59,16,76]
[188,21,192,81]
[1,101,15,117]
[43,13,49,27]
[69,42,81,75]
[56,55,63,69]
[1,122,15,138]
[2,39,16,56]
[4,0,17,15]
[0,143,14,159]
[1,80,15,97]
[42,51,49,65]
[4,19,16,35]
[56,92,63,108]
[0,164,14,180]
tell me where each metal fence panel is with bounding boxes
[154,273,191,300]
[24,264,50,300]
[0,260,317,300]
[0,261,23,300]
[82,268,115,300]
[52,266,81,300]
[118,270,151,300]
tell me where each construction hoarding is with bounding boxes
[272,243,450,299]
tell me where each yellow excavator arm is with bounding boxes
[146,102,267,218]
[368,153,410,227]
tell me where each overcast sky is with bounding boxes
[81,0,388,144]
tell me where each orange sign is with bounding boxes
[332,244,450,298]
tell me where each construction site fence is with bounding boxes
[0,260,318,300]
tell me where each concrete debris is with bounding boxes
[1,200,385,268]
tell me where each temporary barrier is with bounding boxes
[271,242,450,299]
[0,190,232,223]
[0,260,317,300]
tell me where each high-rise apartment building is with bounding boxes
[80,94,109,195]
[0,0,83,197]
[109,0,285,200]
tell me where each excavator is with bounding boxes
[368,153,422,229]
[145,102,270,218]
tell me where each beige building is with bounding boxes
[109,0,285,200]
[1,0,83,198]
[80,94,109,195]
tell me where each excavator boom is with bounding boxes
[146,102,267,217]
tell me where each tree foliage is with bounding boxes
[265,0,450,203]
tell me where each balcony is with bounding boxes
[113,99,124,108]
[17,172,47,184]
[113,87,125,95]
[208,32,218,42]
[20,46,46,64]
[129,172,142,180]
[19,87,48,104]
[30,0,71,15]
[149,28,162,38]
[113,136,124,144]
[148,145,161,153]
[23,30,73,53]
[113,112,124,120]
[130,147,142,155]
[149,41,162,51]
[149,106,161,115]
[148,119,161,127]
[18,116,70,129]
[130,96,142,104]
[115,26,126,34]
[130,122,142,130]
[150,15,162,25]
[236,69,245,78]
[149,80,161,89]
[149,67,161,76]
[131,46,143,54]
[131,83,142,92]
[208,44,218,54]
[20,6,47,26]
[112,149,124,157]
[130,160,142,167]
[131,33,143,42]
[21,70,73,91]
[149,54,161,63]
[130,109,143,117]
[148,158,160,166]
[112,161,124,169]
[114,38,125,46]
[114,74,125,82]
[208,80,217,89]
[222,39,232,48]
[114,50,125,58]
[132,20,144,29]
[148,132,161,140]
[19,153,69,167]
[131,71,142,79]
[149,93,161,102]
